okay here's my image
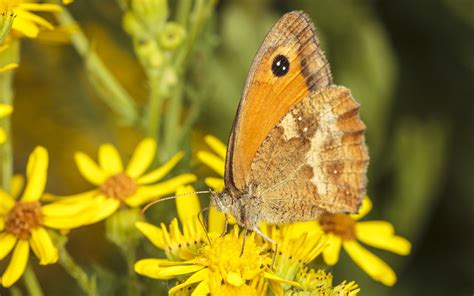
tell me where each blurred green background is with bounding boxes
[1,0,473,295]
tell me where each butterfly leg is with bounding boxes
[240,229,248,256]
[220,213,229,238]
[253,227,279,270]
[197,207,212,245]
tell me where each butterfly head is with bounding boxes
[210,189,233,215]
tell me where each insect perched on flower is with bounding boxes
[135,185,360,295]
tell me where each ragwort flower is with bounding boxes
[317,197,411,286]
[0,147,95,287]
[135,185,352,295]
[54,138,196,224]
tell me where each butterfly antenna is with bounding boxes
[141,190,211,215]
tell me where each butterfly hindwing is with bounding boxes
[225,11,332,190]
[248,86,369,223]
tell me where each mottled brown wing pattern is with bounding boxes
[248,86,368,224]
[226,11,332,190]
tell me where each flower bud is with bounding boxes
[158,22,186,50]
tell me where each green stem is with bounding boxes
[145,70,163,140]
[58,244,98,296]
[0,40,18,191]
[162,84,183,159]
[54,8,138,125]
[176,0,193,26]
[23,264,44,296]
[125,246,139,296]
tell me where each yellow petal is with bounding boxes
[197,151,224,177]
[98,144,123,176]
[263,272,302,288]
[29,227,58,265]
[20,3,62,12]
[0,63,18,73]
[22,146,48,202]
[0,220,4,232]
[208,206,226,234]
[343,240,397,286]
[135,221,165,249]
[134,258,187,280]
[356,221,411,255]
[0,104,13,117]
[1,240,29,288]
[85,197,120,224]
[125,138,156,178]
[41,197,102,228]
[204,177,224,192]
[0,233,17,260]
[322,233,342,265]
[351,196,372,220]
[193,280,210,296]
[136,151,184,184]
[0,190,15,215]
[12,16,39,38]
[17,9,55,30]
[125,174,196,207]
[169,268,209,294]
[43,190,97,204]
[204,135,226,159]
[157,264,204,277]
[10,175,24,199]
[74,152,107,185]
[176,185,201,223]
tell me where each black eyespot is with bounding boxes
[271,54,290,77]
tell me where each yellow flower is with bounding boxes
[53,138,196,224]
[0,103,12,144]
[317,197,411,286]
[286,267,360,296]
[135,185,302,295]
[0,0,62,39]
[0,147,95,287]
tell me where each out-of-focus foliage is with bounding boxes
[0,0,472,295]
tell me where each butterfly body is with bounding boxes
[212,11,369,231]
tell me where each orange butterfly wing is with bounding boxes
[225,11,332,190]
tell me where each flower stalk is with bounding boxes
[53,7,138,125]
[23,264,44,296]
[0,39,18,191]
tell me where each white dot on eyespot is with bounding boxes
[282,66,287,71]
[276,61,281,66]
[303,127,308,132]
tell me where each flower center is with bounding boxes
[201,229,265,286]
[99,173,137,200]
[5,201,43,240]
[319,213,356,240]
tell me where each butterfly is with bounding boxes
[210,11,369,240]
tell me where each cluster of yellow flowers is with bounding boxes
[131,135,411,295]
[0,139,194,287]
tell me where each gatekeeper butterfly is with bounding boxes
[210,11,369,236]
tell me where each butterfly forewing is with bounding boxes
[225,11,332,190]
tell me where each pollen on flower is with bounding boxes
[5,201,43,240]
[319,213,356,240]
[99,172,137,200]
[201,229,266,286]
